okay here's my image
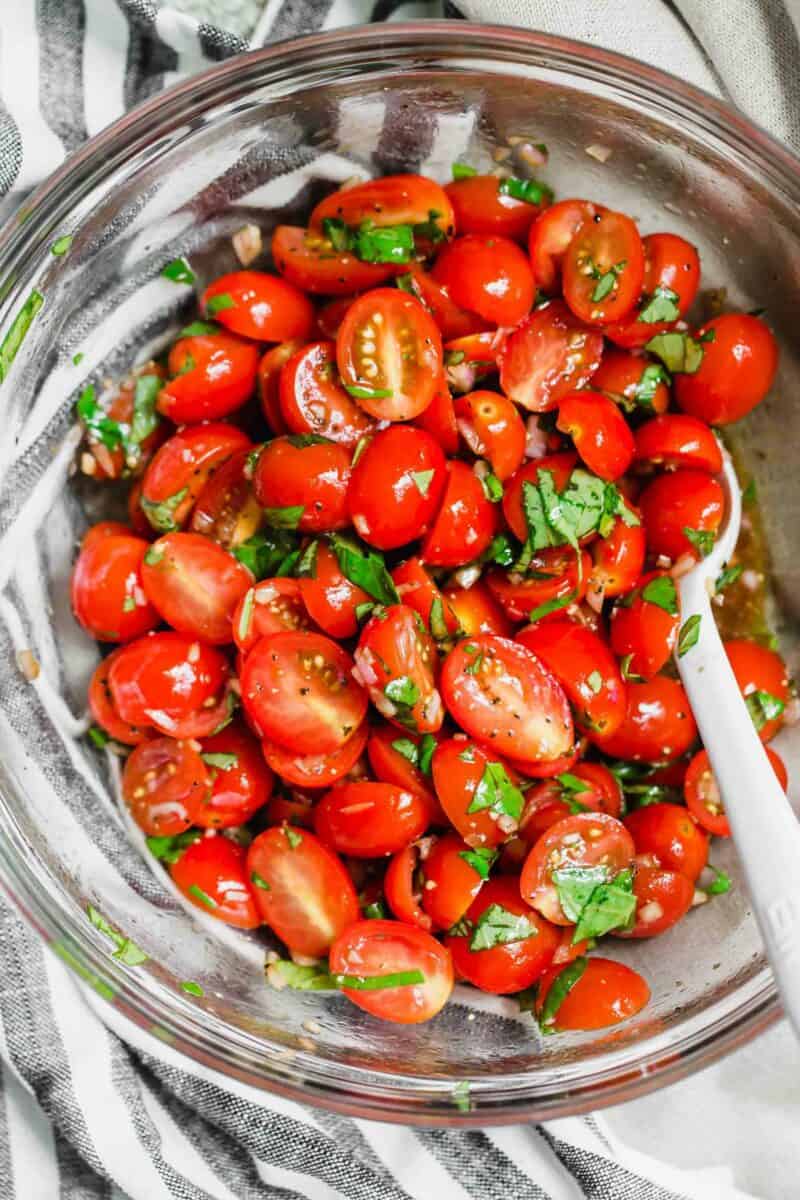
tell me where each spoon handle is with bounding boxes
[676,575,800,1039]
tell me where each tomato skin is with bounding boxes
[453,390,527,481]
[367,725,439,808]
[431,736,518,848]
[310,174,454,239]
[261,720,368,790]
[519,762,622,845]
[252,436,351,534]
[272,225,395,296]
[384,843,432,931]
[521,811,635,924]
[298,542,369,640]
[432,234,535,327]
[485,548,590,624]
[202,271,314,343]
[613,859,695,938]
[591,677,697,763]
[186,723,273,829]
[336,289,443,422]
[516,621,627,738]
[443,580,512,638]
[446,174,546,241]
[562,209,645,325]
[122,737,210,836]
[141,532,253,644]
[674,314,778,425]
[71,532,159,642]
[639,469,724,562]
[330,919,454,1024]
[446,877,560,994]
[88,650,152,745]
[279,340,376,449]
[161,333,260,425]
[725,638,789,743]
[502,452,576,542]
[140,423,251,533]
[609,571,680,680]
[684,745,788,837]
[422,833,488,930]
[624,803,708,881]
[315,781,432,857]
[536,957,650,1031]
[603,232,701,348]
[171,836,261,929]
[315,296,357,340]
[189,448,263,550]
[108,632,229,729]
[258,339,302,434]
[591,349,670,415]
[348,426,447,551]
[499,301,604,412]
[241,630,367,756]
[232,578,311,653]
[391,557,460,638]
[247,826,359,956]
[399,264,489,341]
[354,605,442,734]
[420,459,498,568]
[528,199,598,293]
[588,511,646,603]
[413,377,460,455]
[556,390,635,482]
[634,414,722,474]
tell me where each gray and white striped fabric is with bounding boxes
[0,2,793,1198]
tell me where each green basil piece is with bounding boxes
[51,234,73,257]
[466,761,524,823]
[129,374,161,448]
[330,534,400,605]
[458,847,498,881]
[645,330,705,374]
[745,689,785,732]
[641,574,678,615]
[677,614,702,657]
[335,970,425,990]
[552,865,610,923]
[188,885,217,908]
[201,752,238,771]
[181,981,204,996]
[353,222,415,264]
[418,733,436,775]
[452,1081,471,1112]
[469,903,538,951]
[573,869,636,943]
[452,163,478,179]
[161,257,195,285]
[206,292,235,315]
[267,960,337,990]
[715,564,743,593]
[86,904,148,966]
[637,285,680,324]
[529,590,576,622]
[250,871,270,890]
[140,487,188,534]
[233,530,298,580]
[0,289,41,381]
[538,958,588,1033]
[263,505,305,529]
[145,830,202,864]
[344,384,393,400]
[497,176,553,206]
[684,526,715,558]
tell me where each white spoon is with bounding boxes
[674,444,800,1039]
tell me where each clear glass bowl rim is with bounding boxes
[0,20,793,1125]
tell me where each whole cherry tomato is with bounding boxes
[261,720,368,790]
[272,225,395,296]
[298,541,369,639]
[725,638,790,742]
[140,423,251,534]
[187,723,274,829]
[446,173,548,241]
[279,341,376,448]
[329,919,454,1024]
[232,578,311,653]
[591,677,697,763]
[141,532,253,644]
[556,390,635,481]
[108,632,229,731]
[674,314,778,425]
[171,836,261,929]
[516,620,627,737]
[159,332,259,423]
[536,957,649,1031]
[591,349,670,415]
[354,604,442,734]
[442,579,513,638]
[348,426,447,550]
[252,436,351,534]
[609,570,680,680]
[420,459,498,567]
[633,413,722,474]
[624,803,708,881]
[309,174,454,240]
[71,531,159,642]
[88,650,152,745]
[202,270,314,343]
[432,234,535,327]
[453,390,527,480]
[562,210,645,325]
[499,301,603,411]
[315,781,433,857]
[520,811,634,924]
[684,745,788,837]
[189,448,263,550]
[528,199,598,293]
[122,737,210,836]
[638,469,724,562]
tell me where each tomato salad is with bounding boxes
[73,164,789,1035]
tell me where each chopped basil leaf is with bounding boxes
[188,884,217,908]
[77,384,124,451]
[322,217,350,251]
[179,320,220,338]
[72,351,84,365]
[294,539,319,579]
[51,234,73,257]
[267,960,337,991]
[88,726,109,749]
[645,330,705,374]
[458,744,476,763]
[140,487,188,534]
[411,468,435,497]
[745,689,785,732]
[620,653,645,682]
[516,985,539,1013]
[363,899,388,919]
[452,1080,472,1112]
[703,864,732,895]
[385,676,420,709]
[429,597,452,642]
[552,865,610,923]
[344,384,393,400]
[201,751,238,771]
[250,871,270,890]
[0,289,44,382]
[263,504,305,529]
[444,348,465,366]
[181,981,203,996]
[520,468,639,565]
[634,362,671,408]
[529,590,576,622]
[351,434,370,466]
[742,478,757,507]
[161,257,196,285]
[122,596,136,613]
[591,269,618,303]
[145,830,202,864]
[484,533,515,567]
[538,957,588,1032]
[586,669,603,694]
[206,292,235,315]
[86,904,148,966]
[391,738,419,766]
[464,647,484,675]
[284,826,303,850]
[411,209,448,244]
[452,163,478,179]
[497,176,553,206]
[330,534,400,605]
[355,601,375,623]
[458,847,498,880]
[336,969,425,990]
[395,273,417,295]
[677,614,702,657]
[684,526,715,558]
[715,563,743,592]
[418,733,436,775]
[448,915,473,937]
[469,903,537,951]
[286,433,332,449]
[467,761,524,824]
[637,285,680,323]
[233,530,298,579]
[573,868,635,942]
[556,772,589,794]
[480,470,504,502]
[641,575,678,615]
[353,222,415,264]
[129,374,161,449]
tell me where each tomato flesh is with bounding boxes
[499,301,603,412]
[141,532,253,645]
[520,811,634,924]
[536,957,650,1031]
[171,836,261,929]
[330,919,454,1024]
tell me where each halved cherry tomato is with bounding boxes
[485,548,590,623]
[398,264,489,340]
[247,825,359,956]
[624,803,708,881]
[391,557,460,640]
[201,271,314,343]
[171,836,261,929]
[315,296,356,340]
[591,677,697,763]
[638,469,724,562]
[413,376,460,455]
[556,390,635,481]
[684,745,788,837]
[604,232,701,349]
[232,578,311,653]
[501,451,576,541]
[422,833,490,930]
[446,174,547,241]
[159,333,259,424]
[367,724,439,809]
[71,531,159,642]
[187,723,274,829]
[517,621,627,737]
[81,366,166,480]
[261,720,368,790]
[562,209,645,325]
[528,199,597,293]
[674,314,778,425]
[252,436,350,533]
[88,650,152,745]
[108,632,229,730]
[725,638,790,743]
[348,426,447,550]
[141,532,252,644]
[419,459,497,567]
[442,580,512,638]
[519,762,623,845]
[272,225,394,296]
[309,174,454,240]
[298,541,369,639]
[634,414,722,474]
[315,781,432,857]
[587,510,646,604]
[189,448,263,550]
[453,390,526,480]
[613,857,694,938]
[384,842,432,930]
[354,605,442,734]
[432,736,521,848]
[446,876,560,994]
[536,957,649,1031]
[330,919,454,1024]
[499,301,603,411]
[520,811,634,924]
[258,339,302,434]
[122,737,210,836]
[609,570,680,680]
[279,341,376,448]
[441,635,574,765]
[591,349,670,415]
[140,423,251,534]
[241,630,367,755]
[431,234,535,327]
[336,289,443,421]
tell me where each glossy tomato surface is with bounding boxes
[330,919,454,1024]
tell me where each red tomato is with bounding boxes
[453,390,527,480]
[519,762,623,845]
[591,349,671,415]
[189,448,263,550]
[556,390,635,481]
[392,557,460,640]
[241,630,367,755]
[261,720,368,790]
[413,377,460,455]
[419,459,497,567]
[88,651,152,745]
[201,271,314,343]
[232,578,311,653]
[186,723,273,829]
[431,736,521,848]
[499,301,603,412]
[367,725,439,808]
[446,877,560,994]
[298,542,369,639]
[624,803,708,881]
[588,511,646,603]
[354,605,442,734]
[502,451,576,541]
[315,781,432,857]
[264,791,316,829]
[485,548,590,624]
[684,745,788,837]
[725,638,790,743]
[348,426,447,550]
[252,436,350,534]
[674,314,778,425]
[634,414,722,474]
[257,339,301,434]
[128,481,152,538]
[516,621,627,738]
[614,859,695,938]
[310,174,454,239]
[80,367,166,481]
[336,289,443,421]
[398,264,489,341]
[272,226,395,296]
[122,737,210,836]
[108,632,229,731]
[384,842,432,931]
[171,836,260,929]
[159,332,259,424]
[247,826,359,956]
[330,919,454,1024]
[279,341,376,449]
[591,677,697,763]
[639,469,724,563]
[315,296,356,340]
[446,174,548,241]
[141,532,252,644]
[71,532,159,642]
[520,811,634,924]
[422,833,490,930]
[604,232,701,349]
[140,423,251,534]
[610,571,680,680]
[536,957,649,1031]
[528,199,598,293]
[441,635,574,765]
[443,580,512,638]
[431,234,535,327]
[562,210,645,325]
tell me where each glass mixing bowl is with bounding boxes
[0,21,798,1125]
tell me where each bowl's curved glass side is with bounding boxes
[0,25,796,1121]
